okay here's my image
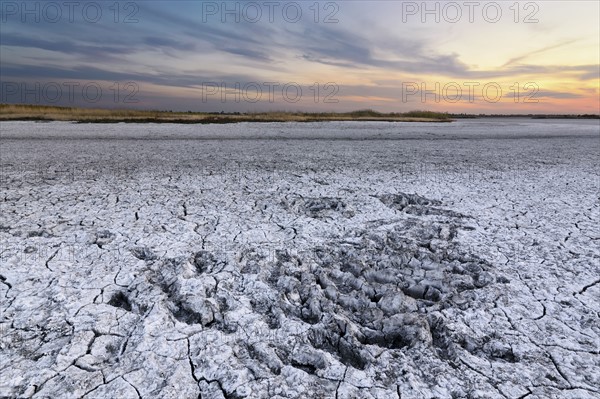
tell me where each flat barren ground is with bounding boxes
[1,119,599,399]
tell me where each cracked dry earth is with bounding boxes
[1,120,599,399]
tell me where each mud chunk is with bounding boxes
[378,292,408,315]
[483,340,518,362]
[378,193,441,211]
[364,269,396,284]
[284,197,355,218]
[290,349,327,374]
[424,286,442,302]
[171,299,217,326]
[93,230,114,247]
[107,292,132,312]
[300,298,322,324]
[248,343,283,375]
[131,247,156,261]
[194,251,217,274]
[403,284,427,299]
[308,322,371,370]
[474,271,495,288]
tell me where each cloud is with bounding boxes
[0,63,272,91]
[501,40,578,67]
[1,1,597,112]
[0,33,130,57]
[221,47,272,62]
[502,64,600,80]
[1,31,199,59]
[536,91,584,99]
[142,36,196,52]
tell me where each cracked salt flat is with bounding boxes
[0,119,599,398]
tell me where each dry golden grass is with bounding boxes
[0,104,452,123]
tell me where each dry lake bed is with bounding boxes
[1,119,599,398]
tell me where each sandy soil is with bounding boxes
[1,119,599,398]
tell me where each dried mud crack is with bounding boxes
[1,121,598,398]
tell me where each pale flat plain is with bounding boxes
[1,119,599,398]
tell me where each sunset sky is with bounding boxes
[1,1,599,113]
